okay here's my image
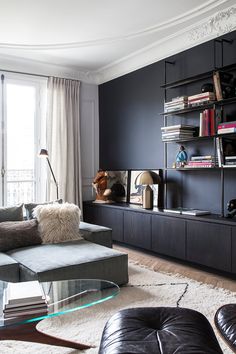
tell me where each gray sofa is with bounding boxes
[0,222,128,286]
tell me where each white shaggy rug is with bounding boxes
[1,262,236,354]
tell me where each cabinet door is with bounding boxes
[97,207,124,242]
[151,215,186,259]
[83,204,99,224]
[186,221,231,272]
[231,227,236,274]
[83,204,124,242]
[124,211,151,250]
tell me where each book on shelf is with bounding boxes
[216,137,224,167]
[218,127,236,134]
[163,208,210,216]
[187,161,216,166]
[162,130,195,136]
[199,109,215,136]
[184,164,215,168]
[213,71,234,101]
[224,156,236,165]
[161,124,196,131]
[191,155,215,161]
[218,121,236,129]
[188,92,215,107]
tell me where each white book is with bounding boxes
[181,209,211,216]
[4,281,45,308]
[161,125,196,131]
[164,208,210,216]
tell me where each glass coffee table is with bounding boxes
[0,279,119,350]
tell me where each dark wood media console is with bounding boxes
[83,201,236,276]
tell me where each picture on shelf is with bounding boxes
[106,170,128,202]
[129,170,161,207]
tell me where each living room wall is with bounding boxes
[99,30,236,214]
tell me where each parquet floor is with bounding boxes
[114,243,236,292]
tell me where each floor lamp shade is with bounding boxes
[136,171,161,209]
[39,149,59,200]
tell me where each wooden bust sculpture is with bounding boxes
[92,170,112,203]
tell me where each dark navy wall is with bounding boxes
[99,30,236,214]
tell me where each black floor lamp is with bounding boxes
[39,149,59,200]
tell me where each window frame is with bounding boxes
[0,72,47,206]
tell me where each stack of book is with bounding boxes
[163,208,210,216]
[188,92,215,107]
[185,155,217,168]
[199,109,215,136]
[3,281,48,321]
[161,124,196,142]
[218,121,236,134]
[224,156,236,166]
[164,96,188,112]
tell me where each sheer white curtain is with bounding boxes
[46,77,82,207]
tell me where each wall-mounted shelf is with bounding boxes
[163,132,236,143]
[160,97,236,116]
[162,54,236,216]
[161,62,236,89]
[165,167,220,171]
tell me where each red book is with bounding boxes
[210,109,215,136]
[218,122,236,129]
[202,110,207,136]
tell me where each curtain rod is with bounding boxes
[0,68,48,79]
[0,68,81,81]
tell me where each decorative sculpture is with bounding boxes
[92,170,111,203]
[175,145,188,167]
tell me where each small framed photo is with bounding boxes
[106,170,129,202]
[129,169,162,207]
[129,170,145,205]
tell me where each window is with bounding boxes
[0,73,47,206]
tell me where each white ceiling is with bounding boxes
[0,0,235,83]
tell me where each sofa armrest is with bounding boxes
[79,221,112,248]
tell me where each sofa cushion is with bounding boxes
[0,205,23,223]
[7,240,128,285]
[99,307,223,354]
[24,199,63,219]
[79,221,112,248]
[0,219,41,252]
[33,203,82,243]
[0,252,19,282]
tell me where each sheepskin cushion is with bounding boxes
[32,203,82,244]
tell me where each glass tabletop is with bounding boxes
[0,279,119,327]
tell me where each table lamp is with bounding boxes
[136,171,161,209]
[39,149,59,199]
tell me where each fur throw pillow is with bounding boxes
[33,203,82,244]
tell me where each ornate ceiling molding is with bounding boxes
[97,4,236,84]
[188,6,236,42]
[0,0,228,50]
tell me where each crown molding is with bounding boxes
[0,2,235,85]
[0,0,226,50]
[0,53,100,84]
[96,4,236,84]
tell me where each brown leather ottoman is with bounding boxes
[215,304,236,353]
[99,307,223,354]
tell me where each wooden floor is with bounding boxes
[114,243,236,292]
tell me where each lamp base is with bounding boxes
[142,185,153,209]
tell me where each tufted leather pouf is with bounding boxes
[99,307,223,354]
[215,304,236,353]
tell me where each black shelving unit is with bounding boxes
[162,41,236,216]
